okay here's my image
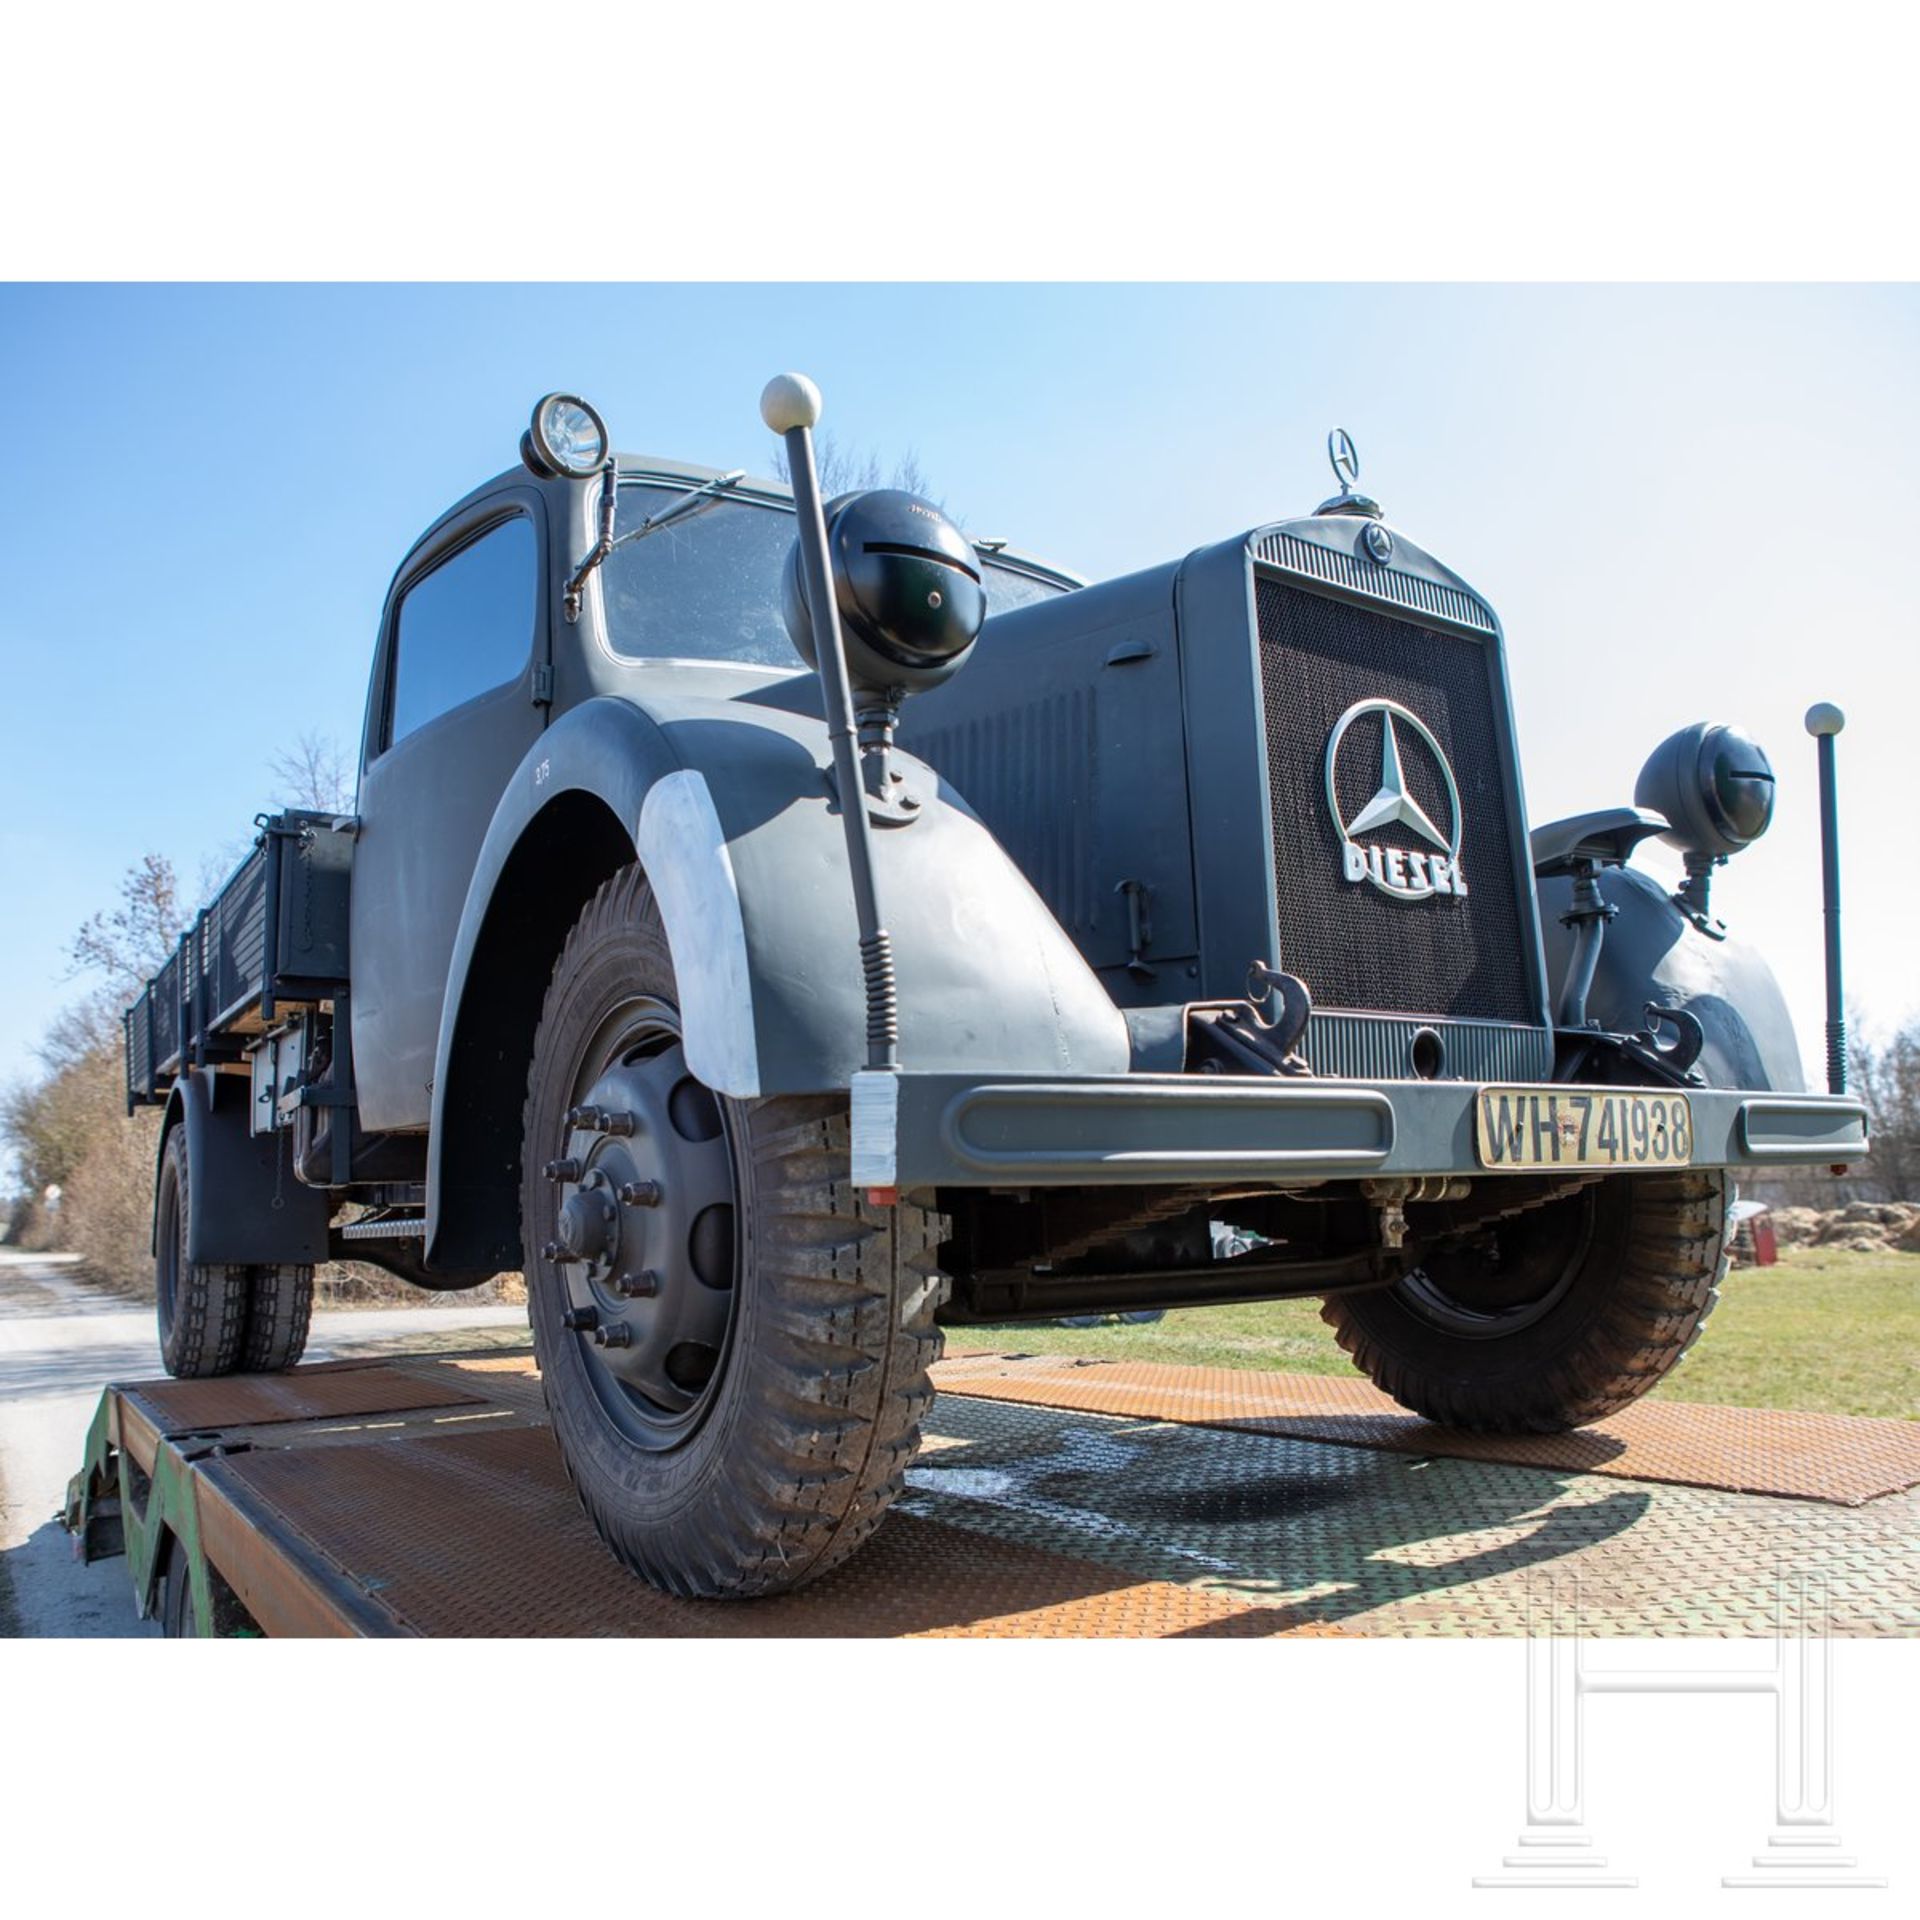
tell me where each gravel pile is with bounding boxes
[1766,1201,1920,1255]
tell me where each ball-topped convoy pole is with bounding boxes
[760,373,899,1075]
[1805,702,1847,1097]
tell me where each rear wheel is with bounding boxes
[522,865,949,1599]
[158,1536,257,1637]
[154,1129,247,1379]
[158,1543,201,1637]
[1320,1170,1730,1431]
[240,1264,314,1372]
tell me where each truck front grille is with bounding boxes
[1253,574,1538,1027]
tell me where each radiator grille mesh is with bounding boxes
[1254,575,1537,1024]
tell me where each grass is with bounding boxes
[323,1321,533,1359]
[954,1246,1919,1422]
[1642,1246,1918,1420]
[293,1248,1918,1420]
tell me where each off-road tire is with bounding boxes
[240,1264,314,1372]
[158,1537,256,1637]
[522,864,950,1599]
[159,1548,197,1637]
[1319,1170,1730,1432]
[155,1129,247,1379]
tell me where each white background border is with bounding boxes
[3,2,1914,1910]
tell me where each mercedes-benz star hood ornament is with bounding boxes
[1315,426,1385,519]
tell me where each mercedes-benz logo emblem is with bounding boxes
[1327,427,1361,491]
[1363,521,1394,565]
[1323,698,1469,900]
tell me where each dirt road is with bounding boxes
[0,1250,528,1636]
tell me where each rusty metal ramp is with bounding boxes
[209,1424,1297,1638]
[126,1360,486,1433]
[95,1348,1920,1637]
[930,1354,1920,1506]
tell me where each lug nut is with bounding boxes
[593,1322,632,1348]
[617,1179,663,1208]
[565,1105,637,1137]
[560,1305,598,1333]
[544,1156,583,1183]
[542,1241,581,1265]
[614,1269,661,1299]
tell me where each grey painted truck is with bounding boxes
[122,382,1867,1597]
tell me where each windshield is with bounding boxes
[599,481,1071,666]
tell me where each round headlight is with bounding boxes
[1635,721,1777,860]
[780,489,987,695]
[522,392,610,479]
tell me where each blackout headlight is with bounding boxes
[1636,721,1777,860]
[780,488,986,695]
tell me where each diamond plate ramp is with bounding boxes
[217,1424,1327,1638]
[931,1356,1920,1506]
[913,1395,1920,1637]
[112,1348,1919,1637]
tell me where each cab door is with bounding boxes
[351,493,549,1132]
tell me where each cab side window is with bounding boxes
[387,515,538,748]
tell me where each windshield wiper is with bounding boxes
[609,470,748,552]
[565,469,749,622]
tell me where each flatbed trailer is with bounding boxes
[64,1346,1920,1638]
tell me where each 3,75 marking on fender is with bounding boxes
[1475,1088,1694,1169]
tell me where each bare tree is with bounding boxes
[771,433,947,513]
[270,730,353,814]
[67,852,183,1005]
[890,446,940,509]
[4,858,175,1238]
[1,1036,125,1202]
[1853,1021,1920,1201]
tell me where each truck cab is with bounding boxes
[348,459,1075,1140]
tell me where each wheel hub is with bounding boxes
[557,1181,618,1261]
[542,1013,737,1445]
[1395,1188,1596,1338]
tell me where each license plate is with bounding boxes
[1474,1087,1693,1170]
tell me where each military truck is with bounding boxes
[123,377,1867,1600]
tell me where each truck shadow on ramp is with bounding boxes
[904,1399,1653,1636]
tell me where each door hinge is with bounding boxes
[532,664,554,706]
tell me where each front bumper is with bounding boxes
[851,1072,1869,1190]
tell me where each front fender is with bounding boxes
[1537,862,1808,1092]
[426,692,1127,1268]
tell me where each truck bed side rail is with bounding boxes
[124,810,354,1109]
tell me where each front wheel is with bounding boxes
[521,866,949,1599]
[1320,1170,1730,1431]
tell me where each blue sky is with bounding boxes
[1,284,1915,1135]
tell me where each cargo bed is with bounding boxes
[124,809,352,1108]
